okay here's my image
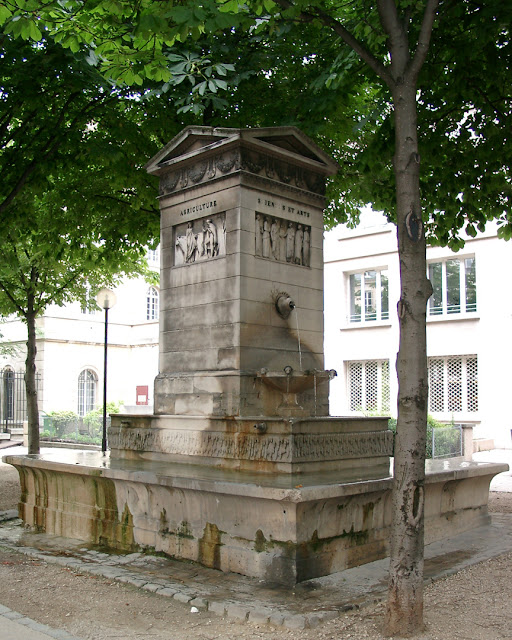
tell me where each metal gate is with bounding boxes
[0,368,41,433]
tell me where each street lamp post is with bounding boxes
[96,288,117,454]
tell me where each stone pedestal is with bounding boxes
[144,126,338,419]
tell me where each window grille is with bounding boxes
[427,257,477,317]
[349,362,363,411]
[428,359,445,412]
[78,369,97,417]
[348,360,390,413]
[349,269,389,324]
[447,357,462,412]
[428,356,478,414]
[146,287,159,321]
[466,357,478,412]
[381,360,390,412]
[365,361,378,411]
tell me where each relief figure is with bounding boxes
[185,222,197,263]
[285,222,295,263]
[294,224,304,265]
[255,213,263,256]
[270,218,279,260]
[205,219,219,257]
[303,226,311,267]
[262,218,271,258]
[279,221,287,261]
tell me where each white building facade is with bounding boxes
[0,251,160,421]
[3,224,512,451]
[324,211,512,449]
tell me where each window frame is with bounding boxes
[80,283,98,316]
[146,286,159,321]
[347,359,390,413]
[147,245,160,265]
[348,268,390,325]
[78,369,97,417]
[427,256,477,318]
[427,355,478,417]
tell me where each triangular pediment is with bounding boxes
[145,126,236,174]
[145,126,338,176]
[242,127,336,170]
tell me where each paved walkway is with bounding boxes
[0,604,82,640]
[0,448,510,636]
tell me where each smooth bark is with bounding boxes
[303,0,438,633]
[25,302,40,455]
[385,81,431,636]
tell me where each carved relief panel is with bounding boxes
[255,213,311,267]
[174,212,226,266]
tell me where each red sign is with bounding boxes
[136,385,149,405]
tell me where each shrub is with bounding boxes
[83,401,123,437]
[387,415,459,459]
[46,410,79,437]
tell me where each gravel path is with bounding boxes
[1,454,511,639]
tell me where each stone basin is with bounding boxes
[3,448,508,585]
[256,369,336,394]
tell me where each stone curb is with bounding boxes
[5,513,511,631]
[0,538,319,629]
[0,604,83,640]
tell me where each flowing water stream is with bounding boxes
[295,309,303,371]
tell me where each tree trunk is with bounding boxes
[25,305,40,455]
[385,82,432,636]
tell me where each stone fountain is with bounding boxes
[4,127,507,585]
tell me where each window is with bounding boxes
[78,369,97,417]
[147,245,160,264]
[146,287,159,321]
[428,356,478,414]
[348,360,390,413]
[81,283,97,315]
[349,270,389,323]
[428,257,476,316]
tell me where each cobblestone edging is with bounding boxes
[0,603,83,640]
[0,525,342,631]
[3,511,512,632]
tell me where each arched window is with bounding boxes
[146,287,159,321]
[78,369,97,417]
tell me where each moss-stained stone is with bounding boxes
[363,501,375,523]
[119,503,134,548]
[159,508,168,533]
[177,520,194,539]
[254,529,267,553]
[198,523,224,569]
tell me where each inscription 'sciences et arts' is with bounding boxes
[256,213,311,267]
[174,212,226,266]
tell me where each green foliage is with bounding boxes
[43,404,122,443]
[46,410,79,437]
[83,401,123,427]
[5,0,506,248]
[0,326,20,358]
[40,430,101,445]
[0,33,178,322]
[388,415,459,459]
